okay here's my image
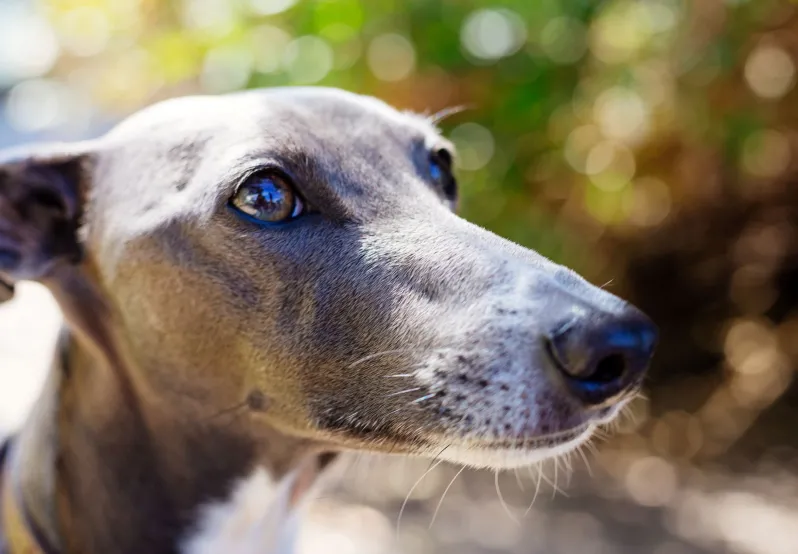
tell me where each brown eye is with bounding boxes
[230,171,304,223]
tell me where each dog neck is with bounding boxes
[7,273,325,554]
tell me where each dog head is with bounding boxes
[0,87,656,469]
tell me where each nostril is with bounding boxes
[584,353,627,385]
[546,310,657,405]
[549,345,637,406]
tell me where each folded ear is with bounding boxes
[0,143,94,303]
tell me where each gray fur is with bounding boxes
[0,87,654,553]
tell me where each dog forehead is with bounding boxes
[248,86,438,135]
[106,87,436,144]
[89,88,444,262]
[99,87,443,205]
[96,88,443,221]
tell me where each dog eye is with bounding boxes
[429,148,457,199]
[230,171,304,223]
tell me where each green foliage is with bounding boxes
[22,0,798,278]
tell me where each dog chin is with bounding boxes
[431,424,596,470]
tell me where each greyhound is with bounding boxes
[0,87,656,554]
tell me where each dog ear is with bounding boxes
[0,143,93,303]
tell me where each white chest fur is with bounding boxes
[180,467,302,554]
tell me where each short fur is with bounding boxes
[0,87,653,553]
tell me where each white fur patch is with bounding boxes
[433,424,595,470]
[181,467,302,554]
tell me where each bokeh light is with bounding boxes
[594,88,650,144]
[450,122,495,171]
[283,35,334,84]
[2,1,798,553]
[180,0,237,35]
[741,130,792,178]
[5,78,74,132]
[367,34,415,82]
[201,45,254,92]
[0,4,59,86]
[460,9,526,62]
[55,6,111,57]
[744,44,796,100]
[539,17,587,65]
[250,25,292,74]
[249,0,298,16]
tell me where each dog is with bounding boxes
[0,87,656,554]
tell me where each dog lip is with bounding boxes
[431,424,596,468]
[467,423,592,450]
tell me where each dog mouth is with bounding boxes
[468,423,593,450]
[431,423,596,469]
[315,410,595,456]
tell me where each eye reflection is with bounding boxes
[430,158,444,182]
[230,171,303,223]
[429,149,457,200]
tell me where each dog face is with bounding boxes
[0,88,655,469]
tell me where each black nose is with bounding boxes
[547,307,657,406]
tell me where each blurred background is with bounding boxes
[1,0,798,552]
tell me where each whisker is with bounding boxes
[552,458,559,499]
[577,444,594,477]
[593,427,610,440]
[411,393,437,404]
[385,387,422,398]
[526,463,536,482]
[495,470,519,525]
[381,404,423,419]
[514,468,526,492]
[554,458,569,498]
[520,423,595,443]
[348,348,419,369]
[566,453,575,487]
[626,405,640,426]
[427,105,472,125]
[349,346,457,370]
[386,374,415,378]
[381,406,404,419]
[427,444,451,471]
[592,434,608,445]
[397,459,445,538]
[539,460,568,498]
[429,465,466,529]
[524,464,544,517]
